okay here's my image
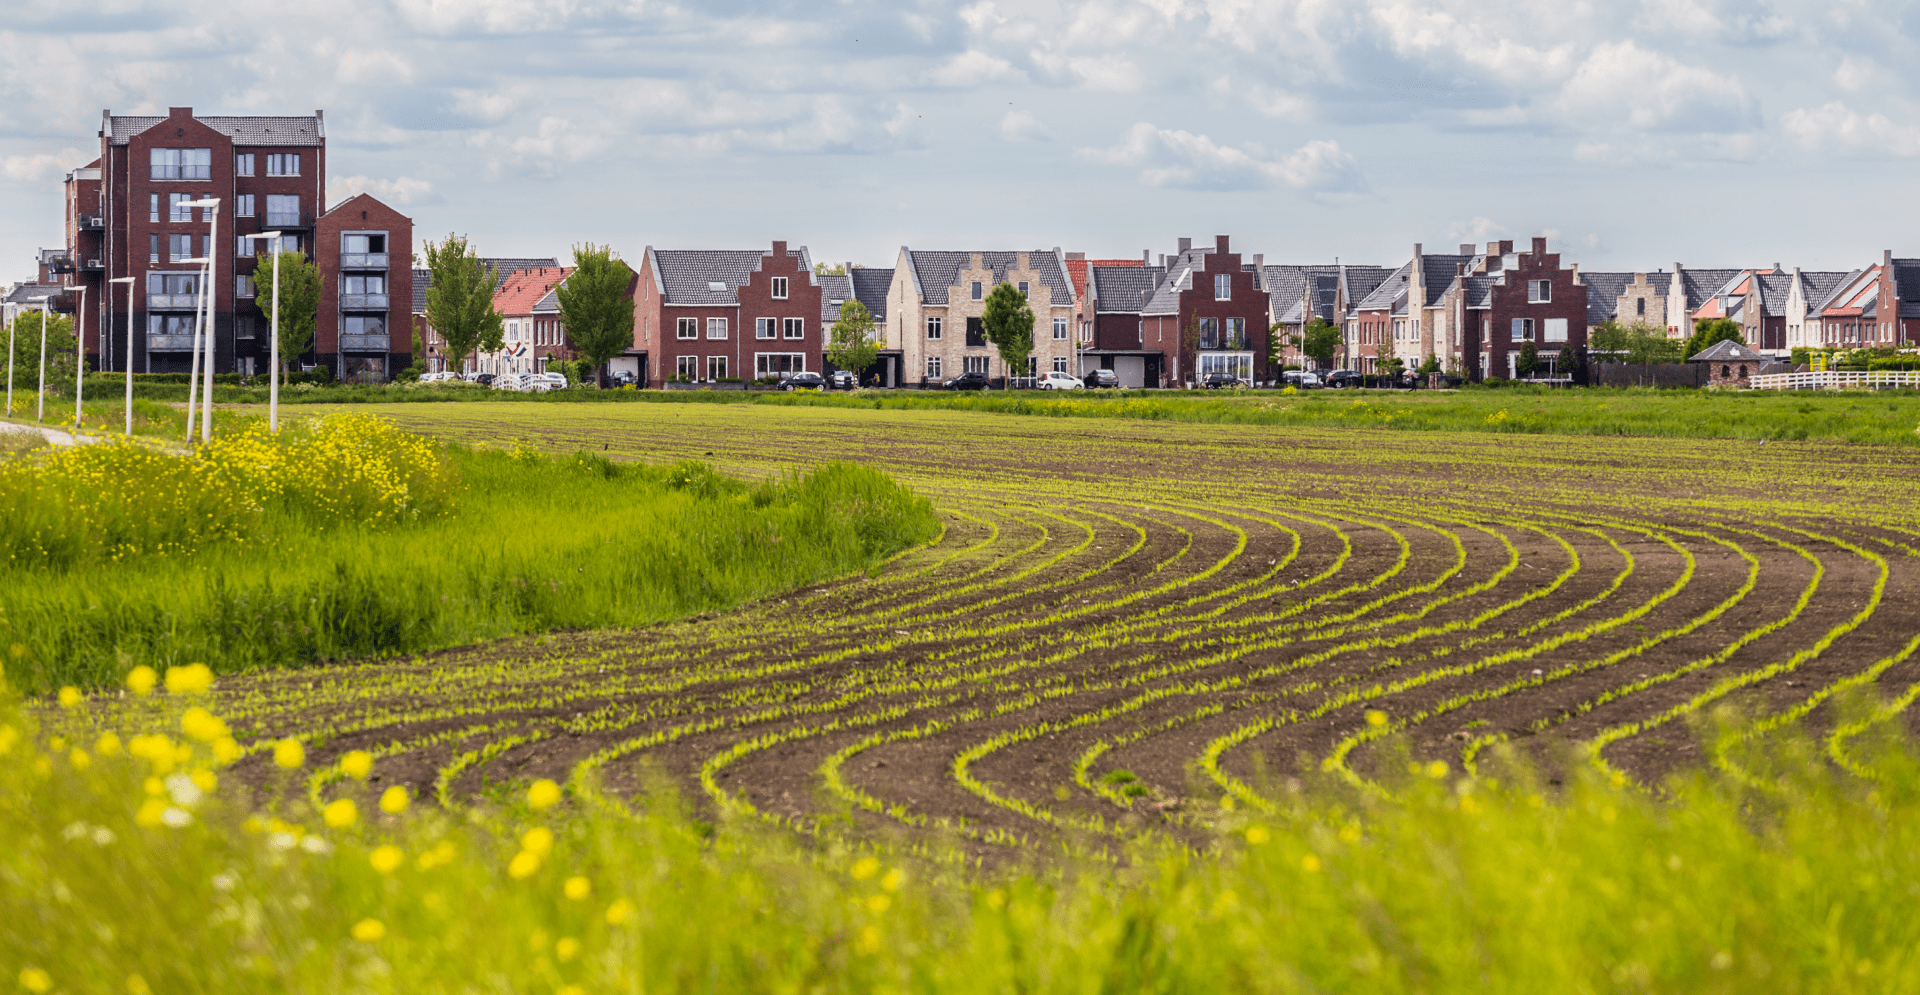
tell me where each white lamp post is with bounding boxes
[37,295,50,422]
[241,232,284,433]
[179,255,212,441]
[179,198,221,444]
[110,277,136,435]
[71,284,87,430]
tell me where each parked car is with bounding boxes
[1083,368,1120,388]
[828,370,858,390]
[1201,372,1244,389]
[469,372,497,386]
[610,370,636,387]
[782,371,827,391]
[524,372,569,392]
[1037,371,1084,390]
[1321,370,1359,389]
[941,370,991,391]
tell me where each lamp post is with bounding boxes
[37,295,50,422]
[241,232,284,433]
[110,277,136,435]
[71,284,87,430]
[179,198,221,444]
[179,256,212,441]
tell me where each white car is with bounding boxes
[1037,371,1085,390]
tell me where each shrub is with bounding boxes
[312,365,334,385]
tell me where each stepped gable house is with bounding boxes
[886,249,1077,385]
[631,241,824,386]
[1136,235,1270,386]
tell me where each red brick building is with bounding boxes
[630,241,824,386]
[1137,235,1271,385]
[315,193,413,381]
[1460,237,1589,380]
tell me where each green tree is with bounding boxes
[555,243,635,388]
[256,250,322,387]
[979,282,1034,390]
[826,299,879,380]
[1685,317,1744,357]
[1300,318,1341,370]
[6,310,75,402]
[1555,344,1574,381]
[424,234,503,378]
[813,262,846,276]
[1516,340,1539,379]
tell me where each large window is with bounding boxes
[1543,318,1568,343]
[343,275,386,294]
[756,318,777,340]
[1198,317,1221,350]
[1511,318,1535,341]
[344,316,386,336]
[965,317,985,347]
[266,195,300,227]
[236,153,255,177]
[236,194,255,218]
[755,353,806,376]
[150,148,211,180]
[925,356,942,378]
[964,356,990,374]
[1052,317,1068,340]
[676,356,698,379]
[147,272,203,295]
[706,317,727,340]
[676,317,698,340]
[343,234,387,254]
[771,277,788,300]
[1215,274,1232,300]
[1197,352,1252,382]
[1528,280,1551,303]
[926,316,943,340]
[1224,317,1246,349]
[266,153,301,176]
[706,356,728,380]
[168,234,194,263]
[169,193,195,223]
[783,317,804,339]
[148,314,196,337]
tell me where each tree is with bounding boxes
[423,234,503,379]
[1516,340,1539,379]
[1685,317,1744,357]
[257,250,322,388]
[555,243,635,388]
[6,310,75,402]
[826,299,879,380]
[1555,344,1574,381]
[979,281,1034,389]
[813,262,846,276]
[1300,318,1341,371]
[398,325,427,382]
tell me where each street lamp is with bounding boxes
[240,231,284,433]
[37,295,50,422]
[70,285,87,430]
[109,277,136,435]
[178,256,212,441]
[180,198,221,444]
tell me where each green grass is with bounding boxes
[9,699,1920,993]
[0,417,938,693]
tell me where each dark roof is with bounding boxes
[411,257,560,313]
[6,283,62,305]
[1580,271,1635,324]
[1342,266,1395,307]
[1891,260,1920,318]
[1418,255,1474,307]
[1142,245,1218,315]
[1461,275,1499,308]
[1689,339,1766,363]
[1676,268,1743,310]
[649,247,813,306]
[817,273,853,325]
[907,251,1072,307]
[850,268,891,322]
[1801,270,1856,312]
[1355,261,1413,311]
[1260,264,1339,321]
[106,113,323,147]
[1091,265,1165,313]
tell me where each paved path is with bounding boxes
[0,419,100,447]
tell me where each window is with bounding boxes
[706,356,728,380]
[1528,280,1551,303]
[147,272,203,295]
[755,353,806,376]
[1511,318,1535,341]
[236,153,255,177]
[266,153,301,176]
[970,281,983,301]
[1635,297,1646,317]
[966,317,985,347]
[343,234,386,254]
[169,234,193,263]
[1052,356,1069,373]
[964,355,990,374]
[1543,318,1568,343]
[148,314,196,337]
[676,355,698,379]
[235,316,257,340]
[234,194,255,218]
[149,194,160,223]
[706,317,727,340]
[1199,317,1221,350]
[677,317,698,340]
[771,277,788,300]
[236,275,255,298]
[783,317,804,339]
[169,193,195,222]
[1215,274,1232,300]
[343,316,386,339]
[237,236,254,258]
[269,235,298,255]
[1052,317,1068,340]
[925,356,942,378]
[150,148,211,180]
[756,318,776,340]
[1225,317,1246,348]
[343,275,387,294]
[926,316,943,340]
[1197,352,1253,382]
[266,195,300,227]
[149,235,159,264]
[1017,281,1029,297]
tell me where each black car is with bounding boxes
[782,372,827,390]
[1084,368,1120,388]
[472,373,497,386]
[1322,370,1362,389]
[942,370,991,391]
[1200,372,1243,389]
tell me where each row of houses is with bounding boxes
[20,107,1920,390]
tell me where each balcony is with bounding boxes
[40,250,74,274]
[77,213,104,229]
[148,294,202,310]
[340,253,389,269]
[1198,338,1248,352]
[340,293,390,310]
[264,212,311,230]
[339,334,390,352]
[148,334,196,351]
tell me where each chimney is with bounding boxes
[1064,251,1085,260]
[970,251,983,269]
[771,240,787,263]
[1142,250,1150,265]
[1413,242,1423,258]
[1178,237,1192,254]
[1215,234,1230,255]
[1459,243,1474,255]
[1159,254,1166,269]
[1456,263,1465,276]
[1252,254,1263,267]
[1531,236,1546,256]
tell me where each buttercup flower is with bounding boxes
[211,737,242,764]
[322,799,358,829]
[555,938,580,963]
[57,686,82,709]
[528,778,561,810]
[95,732,122,757]
[125,666,157,696]
[18,968,52,993]
[164,663,214,695]
[380,786,410,814]
[508,850,542,879]
[181,707,229,743]
[273,739,305,769]
[369,845,404,873]
[605,899,632,925]
[564,876,592,900]
[340,751,373,780]
[351,919,386,943]
[521,826,554,856]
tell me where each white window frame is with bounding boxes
[1197,352,1254,382]
[235,274,255,298]
[1018,281,1029,297]
[706,317,728,340]
[1543,318,1568,343]
[265,194,300,227]
[754,352,806,376]
[235,153,255,177]
[771,277,788,300]
[677,317,698,340]
[926,316,943,340]
[925,356,942,378]
[783,317,804,339]
[1215,274,1232,300]
[1511,317,1535,341]
[706,356,728,380]
[1052,317,1068,340]
[266,153,301,177]
[756,318,777,340]
[964,355,990,374]
[676,355,698,379]
[1052,356,1069,373]
[1529,280,1551,303]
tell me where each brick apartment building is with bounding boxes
[885,249,1077,385]
[630,241,824,386]
[42,107,412,379]
[1140,236,1270,385]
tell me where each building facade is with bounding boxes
[314,193,413,381]
[630,241,824,387]
[886,250,1076,385]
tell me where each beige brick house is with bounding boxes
[885,250,1077,384]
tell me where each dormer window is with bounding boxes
[772,277,788,300]
[707,281,727,293]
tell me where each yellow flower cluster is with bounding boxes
[203,413,459,530]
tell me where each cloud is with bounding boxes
[1781,101,1920,157]
[328,174,438,206]
[1552,41,1750,132]
[1,147,89,183]
[1077,124,1365,195]
[1446,216,1508,241]
[998,109,1052,141]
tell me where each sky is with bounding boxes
[4,0,1918,279]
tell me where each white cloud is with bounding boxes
[328,174,437,206]
[1446,216,1508,241]
[1,147,89,183]
[1781,101,1920,157]
[998,109,1052,141]
[1552,41,1749,132]
[1077,124,1364,195]
[923,50,1026,87]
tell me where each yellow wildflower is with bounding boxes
[18,968,52,993]
[322,799,358,829]
[1425,760,1449,779]
[851,856,880,881]
[559,986,584,995]
[527,778,561,810]
[134,798,168,828]
[57,686,82,709]
[95,732,122,757]
[340,751,373,780]
[350,919,386,943]
[880,869,905,893]
[379,786,410,814]
[163,663,214,695]
[369,845,404,873]
[192,769,218,793]
[69,748,91,771]
[605,899,632,925]
[273,739,305,769]
[180,706,228,742]
[1301,854,1322,873]
[866,894,891,913]
[1245,826,1271,845]
[564,876,592,900]
[125,666,157,696]
[508,851,542,879]
[211,737,242,764]
[1365,710,1388,727]
[555,938,580,963]
[521,826,554,856]
[126,974,151,995]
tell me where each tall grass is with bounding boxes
[0,416,938,692]
[7,697,1919,993]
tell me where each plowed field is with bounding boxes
[215,402,1920,855]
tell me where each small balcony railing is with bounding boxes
[340,293,390,310]
[340,253,389,269]
[339,334,390,352]
[147,293,202,310]
[148,334,196,351]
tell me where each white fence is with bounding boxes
[1749,370,1920,391]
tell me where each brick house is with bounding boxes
[1136,236,1270,385]
[483,266,573,376]
[1804,257,1920,350]
[1781,268,1856,355]
[1689,338,1767,386]
[885,249,1076,385]
[1080,256,1164,386]
[314,193,413,381]
[54,107,327,375]
[1350,244,1477,374]
[631,241,824,386]
[1578,271,1671,334]
[414,257,558,375]
[1263,262,1392,370]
